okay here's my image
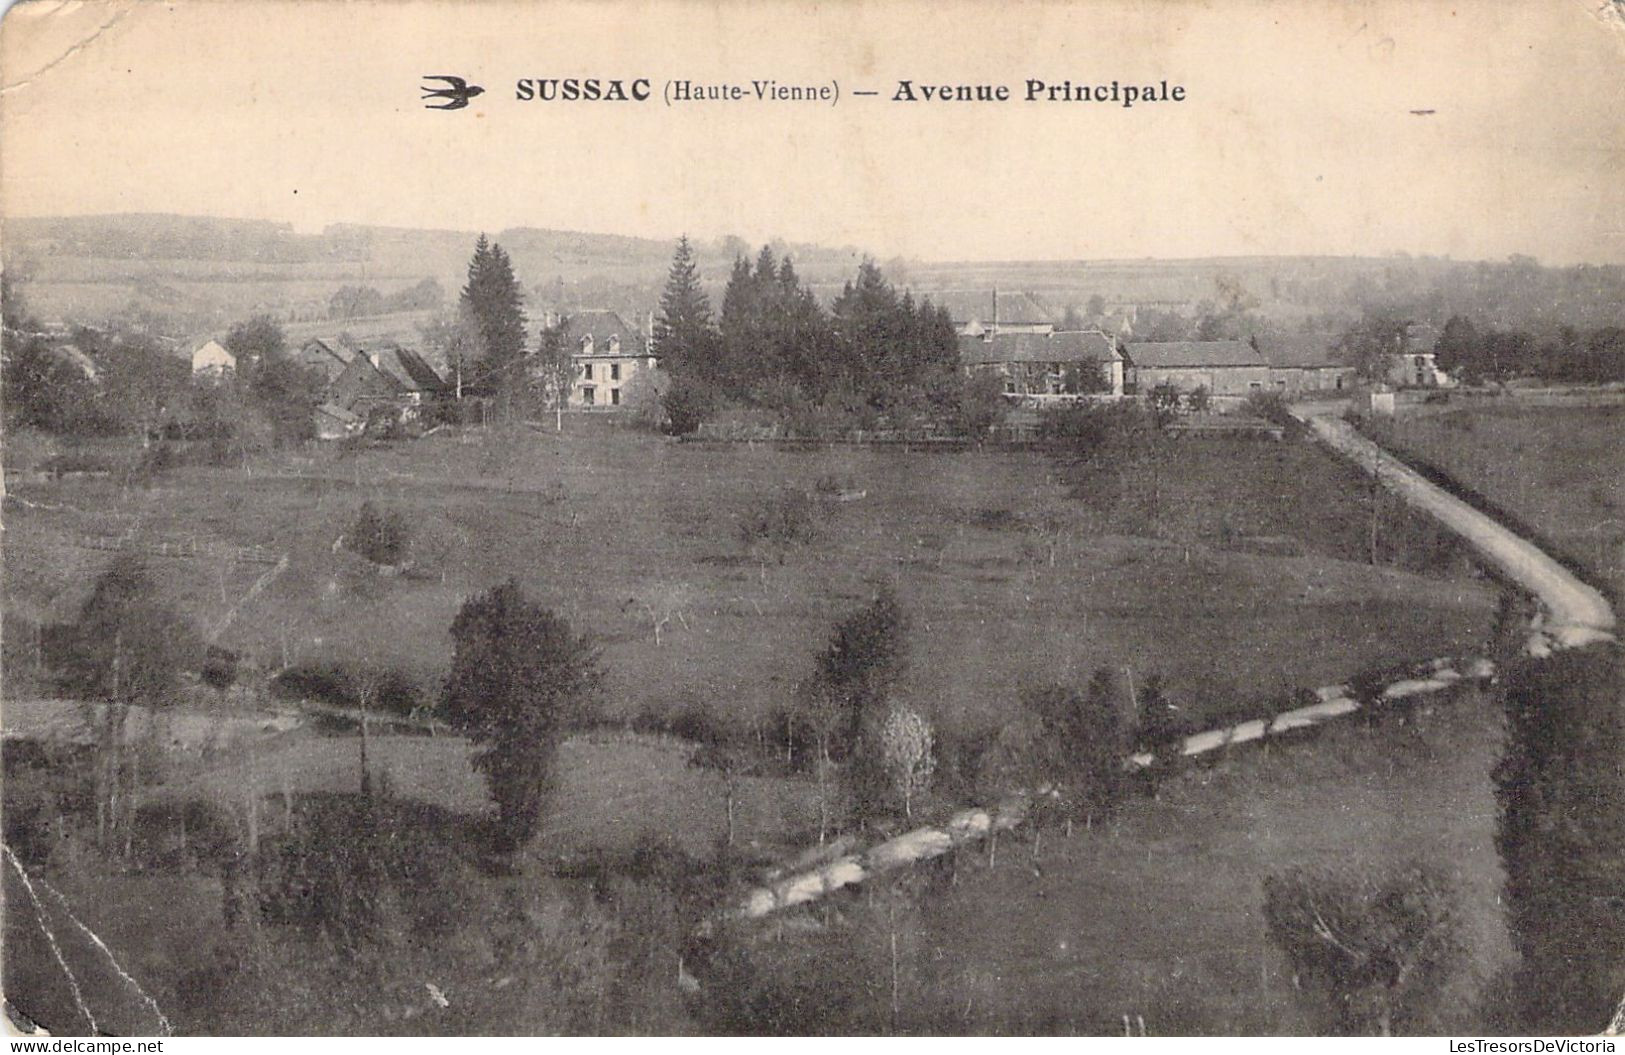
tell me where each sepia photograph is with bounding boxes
[0,0,1621,1039]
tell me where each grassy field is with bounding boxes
[898,686,1510,1035]
[3,421,1497,743]
[3,419,1520,1035]
[1369,405,1625,600]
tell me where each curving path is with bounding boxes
[1294,402,1616,650]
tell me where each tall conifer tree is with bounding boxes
[459,234,528,402]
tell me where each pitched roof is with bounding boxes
[299,336,364,365]
[315,401,362,425]
[1254,334,1344,369]
[1125,340,1264,368]
[959,330,1120,366]
[364,343,445,392]
[929,290,1053,327]
[554,309,646,355]
[45,342,99,380]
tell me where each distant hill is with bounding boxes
[0,213,872,332]
[5,213,1622,339]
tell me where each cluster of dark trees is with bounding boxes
[327,277,445,320]
[3,286,325,455]
[653,238,984,434]
[1492,645,1625,1033]
[1332,307,1625,386]
[1434,315,1625,385]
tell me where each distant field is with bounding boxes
[903,687,1510,1035]
[1372,406,1625,599]
[3,422,1496,742]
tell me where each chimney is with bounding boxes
[991,287,998,328]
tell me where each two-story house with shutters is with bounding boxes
[543,309,659,409]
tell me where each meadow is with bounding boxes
[895,685,1511,1035]
[1368,405,1625,599]
[3,418,1516,1035]
[4,420,1497,743]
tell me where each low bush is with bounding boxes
[737,487,820,558]
[346,501,411,566]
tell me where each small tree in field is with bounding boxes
[816,586,908,755]
[442,580,602,853]
[877,704,935,821]
[1263,863,1463,1036]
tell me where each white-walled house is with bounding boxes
[190,339,236,379]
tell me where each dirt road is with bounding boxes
[1296,403,1616,649]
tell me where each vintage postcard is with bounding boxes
[1,0,1622,1040]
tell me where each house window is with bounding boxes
[582,386,596,406]
[583,364,594,381]
[611,364,621,381]
[1249,381,1263,390]
[610,388,621,406]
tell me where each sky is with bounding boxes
[2,0,1623,264]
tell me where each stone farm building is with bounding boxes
[1124,340,1270,397]
[1254,334,1357,394]
[301,336,446,435]
[959,329,1125,399]
[540,309,659,410]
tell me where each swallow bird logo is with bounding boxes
[422,75,485,110]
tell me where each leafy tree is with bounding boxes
[90,332,188,445]
[1059,360,1110,396]
[876,704,936,820]
[1023,672,1128,826]
[226,315,322,445]
[1,335,106,434]
[1185,384,1212,413]
[534,313,574,432]
[652,236,719,382]
[1146,381,1182,426]
[1263,863,1464,1035]
[419,308,481,403]
[660,372,719,435]
[328,285,386,320]
[951,370,1008,441]
[1336,314,1409,382]
[814,586,909,759]
[459,235,529,405]
[441,580,603,852]
[1431,315,1478,380]
[54,556,201,854]
[1132,672,1183,762]
[1492,645,1625,1033]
